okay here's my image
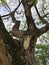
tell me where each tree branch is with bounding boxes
[34,5,48,24]
[43,13,49,17]
[37,23,49,37]
[22,0,37,30]
[1,1,22,17]
[34,5,49,37]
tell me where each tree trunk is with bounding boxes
[0,36,12,65]
[0,1,38,65]
[20,35,37,65]
[0,16,23,65]
[0,0,49,65]
[0,15,37,65]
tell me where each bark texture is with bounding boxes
[0,36,12,65]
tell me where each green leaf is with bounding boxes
[0,0,6,4]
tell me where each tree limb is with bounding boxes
[22,0,37,30]
[34,5,49,24]
[34,5,49,37]
[37,22,49,37]
[43,13,49,17]
[1,1,22,17]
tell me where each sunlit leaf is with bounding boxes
[0,0,6,4]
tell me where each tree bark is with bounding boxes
[0,16,23,65]
[0,13,37,65]
[0,36,12,65]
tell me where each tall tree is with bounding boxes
[0,0,49,65]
